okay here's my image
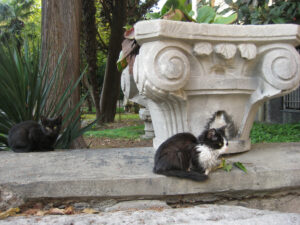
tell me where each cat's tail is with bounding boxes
[10,146,31,153]
[155,170,208,181]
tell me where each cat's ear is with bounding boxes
[56,115,63,124]
[56,115,62,121]
[218,125,227,136]
[40,116,47,124]
[207,129,216,140]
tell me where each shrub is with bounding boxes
[0,40,95,150]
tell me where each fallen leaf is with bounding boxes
[64,206,75,215]
[46,208,65,215]
[36,210,46,216]
[22,209,40,216]
[32,202,43,210]
[0,208,20,219]
[82,208,99,214]
[224,163,232,172]
[233,162,248,173]
[217,158,226,169]
[221,159,232,172]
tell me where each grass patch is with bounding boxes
[114,113,140,121]
[84,125,145,139]
[81,114,96,120]
[82,107,125,114]
[82,114,300,144]
[250,122,300,143]
[81,113,139,121]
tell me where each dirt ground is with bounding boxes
[84,137,153,149]
[83,119,153,149]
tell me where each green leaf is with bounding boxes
[123,24,133,31]
[188,10,195,18]
[116,51,128,72]
[196,6,216,23]
[224,163,232,172]
[225,0,233,5]
[161,0,187,16]
[271,17,286,24]
[233,162,247,173]
[145,12,161,20]
[185,3,192,12]
[213,13,238,24]
[221,159,233,172]
[218,7,233,16]
[163,8,185,21]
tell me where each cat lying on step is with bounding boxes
[8,116,62,153]
[153,127,228,181]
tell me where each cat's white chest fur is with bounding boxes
[196,145,218,172]
[196,143,227,175]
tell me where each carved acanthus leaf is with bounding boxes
[238,44,257,60]
[193,42,213,56]
[214,44,237,59]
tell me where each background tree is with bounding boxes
[0,0,36,48]
[41,0,86,148]
[82,0,101,118]
[98,0,127,123]
[94,0,159,123]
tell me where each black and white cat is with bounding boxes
[206,110,237,139]
[153,127,228,181]
[8,116,62,153]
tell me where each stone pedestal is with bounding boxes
[133,20,300,153]
[121,67,155,139]
[139,108,154,139]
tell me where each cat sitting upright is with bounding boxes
[153,127,228,181]
[8,116,62,153]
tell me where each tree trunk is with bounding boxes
[41,0,86,148]
[82,0,101,120]
[86,94,93,113]
[99,0,128,123]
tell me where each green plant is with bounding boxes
[84,125,144,140]
[146,0,237,24]
[0,40,95,150]
[220,159,247,173]
[82,112,139,122]
[226,0,300,25]
[117,0,237,73]
[146,0,194,21]
[116,107,125,114]
[0,0,37,48]
[250,122,300,144]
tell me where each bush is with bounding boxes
[0,40,95,150]
[250,122,300,143]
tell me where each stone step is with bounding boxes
[0,143,300,212]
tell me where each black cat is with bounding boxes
[153,128,228,181]
[8,116,62,153]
